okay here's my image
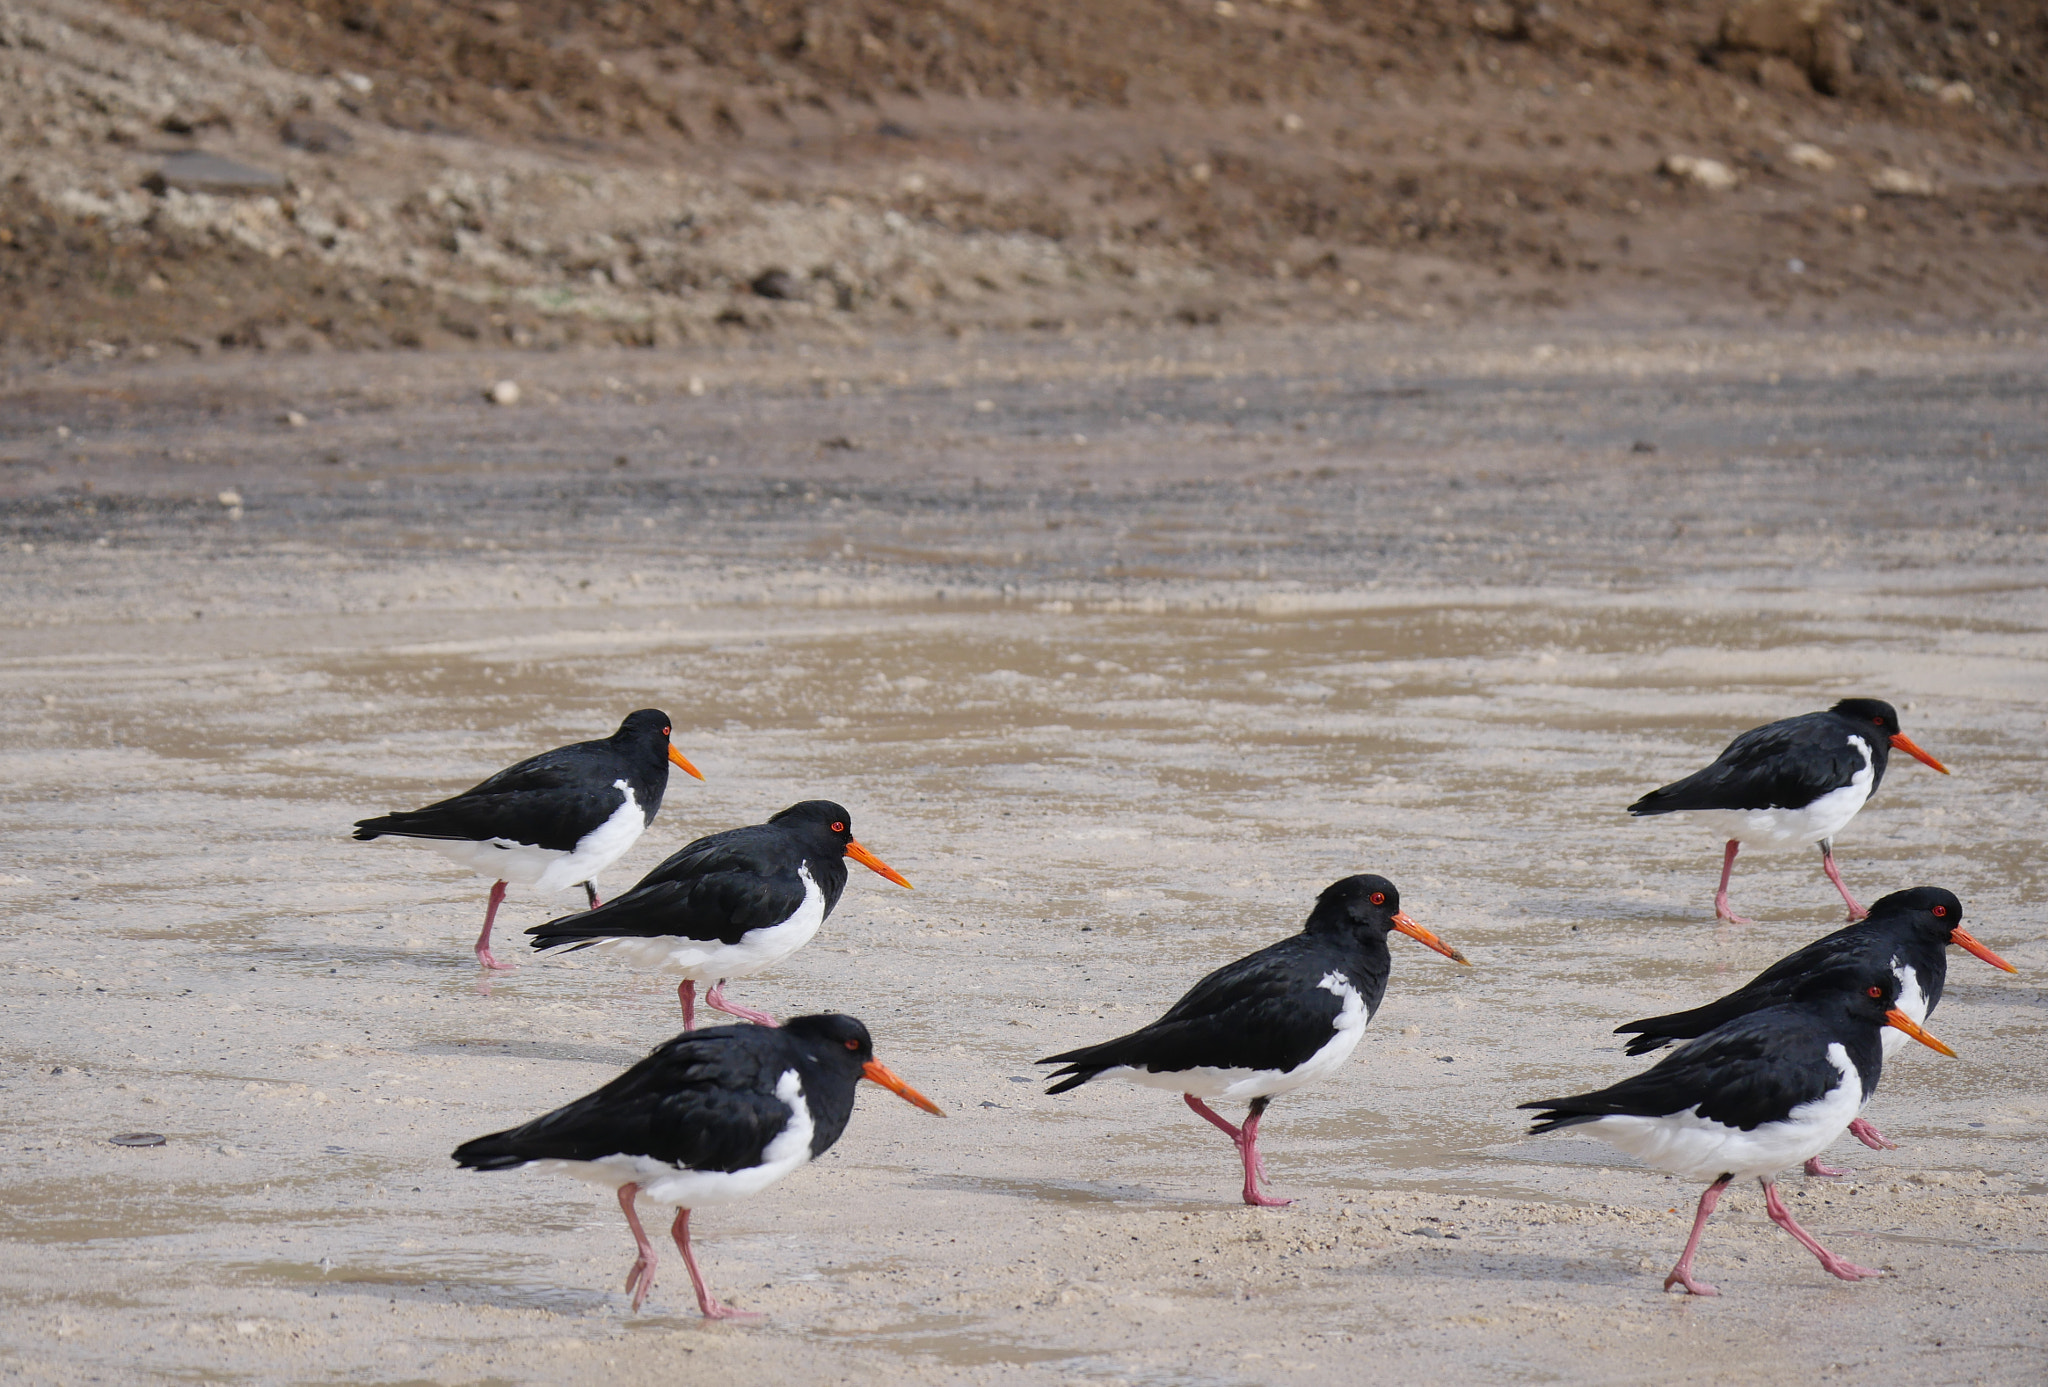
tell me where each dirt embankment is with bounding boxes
[2,0,2045,362]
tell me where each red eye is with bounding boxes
[662,726,671,737]
[1933,905,1948,918]
[832,821,846,833]
[1872,717,1884,726]
[1370,892,1386,906]
[844,1038,859,1051]
[1867,986,1882,998]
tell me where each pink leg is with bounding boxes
[704,980,779,1027]
[677,979,696,1030]
[1713,841,1755,924]
[1848,1117,1897,1151]
[618,1183,658,1311]
[475,880,515,971]
[1761,1179,1883,1281]
[1184,1094,1290,1207]
[584,881,603,909]
[1818,843,1868,921]
[1662,1176,1729,1296]
[1804,1154,1855,1178]
[672,1207,760,1321]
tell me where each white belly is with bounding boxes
[1690,737,1874,849]
[1578,1043,1863,1182]
[536,1070,814,1208]
[583,864,827,980]
[1877,961,1927,1065]
[428,783,646,893]
[1100,972,1369,1103]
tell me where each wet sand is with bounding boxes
[2,324,2046,1383]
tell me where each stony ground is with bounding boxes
[1,323,2045,1383]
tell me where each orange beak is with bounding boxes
[666,744,705,781]
[862,1059,946,1115]
[1950,926,2018,974]
[846,838,912,890]
[1885,1009,1956,1057]
[1889,731,1949,775]
[1392,911,1470,965]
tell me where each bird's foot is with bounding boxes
[1241,1188,1293,1208]
[696,1296,763,1321]
[1661,1267,1719,1297]
[1848,1118,1897,1152]
[1843,904,1870,923]
[1713,904,1757,925]
[1804,1156,1854,1179]
[703,983,779,1027]
[625,1256,656,1311]
[1816,1253,1884,1282]
[475,947,516,972]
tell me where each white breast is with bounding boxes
[586,862,828,980]
[1877,960,1926,1065]
[1690,735,1874,849]
[538,1069,815,1208]
[1101,971,1370,1102]
[428,781,647,893]
[1578,1042,1864,1182]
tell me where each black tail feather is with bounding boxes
[452,1131,533,1172]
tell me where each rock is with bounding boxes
[1870,167,1936,197]
[486,380,521,405]
[750,268,803,300]
[1938,81,1975,106]
[143,151,287,196]
[1660,154,1739,191]
[280,116,354,154]
[283,411,308,428]
[217,490,243,508]
[1716,0,1852,95]
[1785,142,1837,171]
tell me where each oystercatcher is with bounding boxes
[526,800,911,1027]
[1615,885,2013,1175]
[453,1013,943,1318]
[1628,698,1950,923]
[1521,961,1956,1295]
[352,709,703,970]
[1038,875,1468,1207]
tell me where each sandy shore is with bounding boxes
[2,324,2045,1383]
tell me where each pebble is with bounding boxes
[143,151,287,197]
[1785,142,1837,171]
[1871,167,1936,197]
[1660,155,1738,192]
[217,490,243,508]
[280,116,354,154]
[486,380,521,406]
[283,411,308,428]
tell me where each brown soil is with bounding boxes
[3,0,2046,361]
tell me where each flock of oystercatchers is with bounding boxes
[350,696,2014,1316]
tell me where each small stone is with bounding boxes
[686,375,706,396]
[144,151,287,197]
[486,380,521,406]
[750,268,802,300]
[1661,154,1739,191]
[1871,167,1935,197]
[1785,142,1837,171]
[280,116,354,154]
[283,411,308,428]
[217,489,243,508]
[1278,112,1305,134]
[1938,80,1974,106]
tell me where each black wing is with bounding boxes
[1615,924,1887,1055]
[1040,938,1353,1093]
[1524,1009,1849,1134]
[453,1027,798,1174]
[354,741,626,851]
[1628,712,1876,815]
[527,824,813,949]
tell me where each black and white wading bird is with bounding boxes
[1038,875,1469,1207]
[1522,962,1956,1296]
[453,1014,943,1318]
[352,709,703,970]
[1615,885,2013,1176]
[1628,698,1950,924]
[526,800,911,1028]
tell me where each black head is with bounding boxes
[616,708,676,741]
[768,801,913,888]
[1865,885,2014,973]
[1789,962,1956,1056]
[1828,698,1901,738]
[1309,875,1469,964]
[784,1012,875,1071]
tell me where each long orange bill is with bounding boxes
[1889,732,1950,775]
[1885,1009,1957,1057]
[1392,911,1470,966]
[862,1059,946,1115]
[1950,926,2018,974]
[846,839,913,890]
[667,744,706,781]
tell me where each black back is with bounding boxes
[1616,887,1964,1056]
[528,800,857,949]
[453,1014,877,1174]
[1039,875,1409,1093]
[1628,698,1902,816]
[353,709,679,851]
[1522,964,1899,1135]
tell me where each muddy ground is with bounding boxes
[1,322,2046,1383]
